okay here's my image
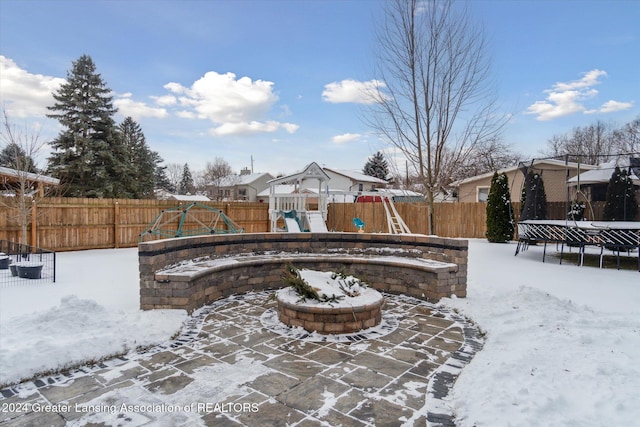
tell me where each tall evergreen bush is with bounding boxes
[520,171,547,220]
[485,172,514,242]
[603,167,638,221]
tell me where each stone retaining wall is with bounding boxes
[139,232,468,312]
[277,296,383,334]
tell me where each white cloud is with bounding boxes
[114,93,168,120]
[163,71,297,136]
[322,79,385,104]
[210,120,299,136]
[332,133,362,144]
[151,94,177,106]
[176,110,196,119]
[0,56,64,117]
[598,100,634,113]
[526,69,632,121]
[553,69,607,91]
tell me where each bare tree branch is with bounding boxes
[368,0,509,233]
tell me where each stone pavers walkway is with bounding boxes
[0,292,483,426]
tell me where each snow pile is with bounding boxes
[0,295,184,385]
[443,241,640,426]
[0,248,187,386]
[278,268,383,308]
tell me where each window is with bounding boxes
[477,187,489,203]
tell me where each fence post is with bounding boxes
[114,201,120,249]
[31,200,37,248]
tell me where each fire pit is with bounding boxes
[276,266,384,334]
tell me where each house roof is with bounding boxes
[324,168,388,184]
[268,162,330,186]
[0,166,60,186]
[450,159,598,187]
[217,172,273,187]
[169,194,210,201]
[567,161,640,186]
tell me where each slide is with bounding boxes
[306,211,328,232]
[284,217,301,232]
[281,210,302,232]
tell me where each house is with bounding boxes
[567,157,640,202]
[0,166,60,197]
[210,167,274,202]
[257,165,389,203]
[451,159,598,203]
[322,168,387,193]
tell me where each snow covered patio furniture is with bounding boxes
[139,232,468,313]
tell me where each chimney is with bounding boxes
[240,167,251,176]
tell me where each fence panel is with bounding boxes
[1,198,637,250]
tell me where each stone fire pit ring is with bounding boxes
[275,285,384,335]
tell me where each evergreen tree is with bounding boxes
[179,163,195,195]
[46,55,129,197]
[485,172,514,242]
[520,171,547,220]
[119,117,162,198]
[363,151,390,181]
[603,167,638,221]
[0,143,38,173]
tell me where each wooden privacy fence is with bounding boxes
[0,198,270,251]
[0,198,637,251]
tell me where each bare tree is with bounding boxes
[613,116,639,154]
[0,111,57,245]
[543,119,631,165]
[165,162,183,194]
[201,157,234,199]
[451,137,522,182]
[369,0,507,233]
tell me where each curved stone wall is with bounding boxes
[139,232,468,312]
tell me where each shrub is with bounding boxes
[486,172,514,242]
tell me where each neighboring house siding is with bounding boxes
[456,162,592,203]
[324,169,386,192]
[212,173,273,202]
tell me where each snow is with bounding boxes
[277,269,383,307]
[1,240,640,426]
[443,240,640,426]
[0,248,187,386]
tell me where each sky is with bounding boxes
[0,0,639,178]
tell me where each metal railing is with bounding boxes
[0,240,56,287]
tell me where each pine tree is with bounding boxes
[119,117,163,199]
[485,172,514,242]
[0,143,38,173]
[520,171,547,220]
[179,163,195,195]
[363,151,390,181]
[46,55,128,197]
[603,167,638,221]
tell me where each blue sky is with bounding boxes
[1,0,638,178]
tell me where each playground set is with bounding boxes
[139,163,414,242]
[267,162,411,234]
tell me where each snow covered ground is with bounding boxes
[1,240,639,426]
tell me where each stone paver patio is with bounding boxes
[0,292,483,426]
